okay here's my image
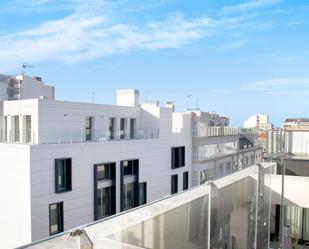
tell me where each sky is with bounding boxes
[0,0,309,127]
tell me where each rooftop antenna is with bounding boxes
[92,91,95,104]
[196,98,199,110]
[186,94,192,110]
[22,63,34,75]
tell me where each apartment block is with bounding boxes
[0,74,261,249]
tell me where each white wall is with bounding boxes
[0,81,8,101]
[29,134,191,241]
[0,144,32,249]
[287,131,309,155]
[18,75,54,100]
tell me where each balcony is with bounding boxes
[0,128,159,144]
[192,125,257,137]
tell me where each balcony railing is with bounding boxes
[0,128,160,144]
[192,125,257,137]
[193,146,259,162]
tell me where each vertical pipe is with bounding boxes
[280,159,286,248]
[267,159,272,249]
[254,165,260,249]
[207,183,211,249]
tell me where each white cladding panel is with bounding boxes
[29,136,191,241]
[0,144,32,248]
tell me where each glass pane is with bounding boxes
[97,164,110,181]
[123,183,135,211]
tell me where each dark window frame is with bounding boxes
[55,158,72,193]
[139,182,147,205]
[183,172,189,191]
[94,162,116,221]
[171,174,178,195]
[171,146,185,169]
[120,159,139,211]
[49,202,64,236]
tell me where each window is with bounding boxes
[120,159,139,211]
[12,115,19,142]
[171,174,178,195]
[85,116,94,141]
[97,164,110,181]
[25,115,31,143]
[139,182,147,205]
[49,202,63,236]
[130,118,136,139]
[123,182,135,211]
[183,172,189,191]
[171,146,185,169]
[123,160,135,176]
[109,117,116,140]
[94,162,116,220]
[96,188,112,218]
[55,158,72,193]
[120,118,127,139]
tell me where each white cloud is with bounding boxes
[0,0,285,72]
[222,0,282,14]
[0,8,216,71]
[213,78,309,96]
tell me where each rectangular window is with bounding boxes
[171,174,178,195]
[96,187,112,218]
[130,118,136,139]
[49,202,63,236]
[139,182,147,205]
[97,164,110,181]
[12,115,19,142]
[109,117,116,140]
[25,115,31,143]
[123,182,135,211]
[120,159,139,211]
[171,146,185,169]
[123,160,135,176]
[94,162,116,220]
[85,116,94,141]
[55,158,72,193]
[183,172,189,191]
[120,118,127,139]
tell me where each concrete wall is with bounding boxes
[0,144,32,248]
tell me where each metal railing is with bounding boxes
[39,128,159,144]
[192,125,257,137]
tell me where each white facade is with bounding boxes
[244,114,272,130]
[0,74,54,102]
[0,76,261,248]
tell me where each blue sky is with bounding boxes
[1,0,309,127]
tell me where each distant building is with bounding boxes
[209,112,229,126]
[244,114,273,154]
[0,74,54,101]
[283,118,309,129]
[244,114,273,130]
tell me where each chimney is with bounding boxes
[116,89,139,107]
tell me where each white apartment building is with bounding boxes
[244,114,273,130]
[0,75,261,249]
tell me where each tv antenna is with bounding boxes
[22,63,34,74]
